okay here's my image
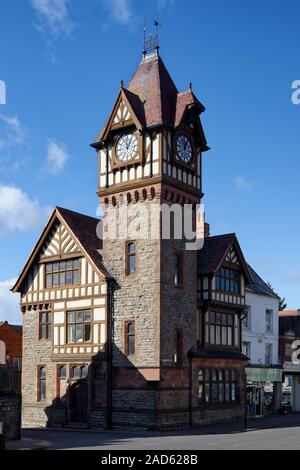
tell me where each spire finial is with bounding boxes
[143,16,161,59]
[189,82,193,92]
[120,80,124,89]
[154,15,161,50]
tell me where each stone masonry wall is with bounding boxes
[102,186,162,369]
[22,310,55,428]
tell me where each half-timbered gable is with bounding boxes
[196,234,253,351]
[13,207,109,357]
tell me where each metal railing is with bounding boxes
[0,365,21,393]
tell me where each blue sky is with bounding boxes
[0,0,300,322]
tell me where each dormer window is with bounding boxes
[215,268,240,294]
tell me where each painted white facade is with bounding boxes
[243,291,280,366]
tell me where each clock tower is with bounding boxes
[91,42,209,429]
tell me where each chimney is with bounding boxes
[197,211,210,239]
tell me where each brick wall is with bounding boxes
[0,323,22,362]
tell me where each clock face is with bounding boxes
[176,134,193,164]
[116,133,138,162]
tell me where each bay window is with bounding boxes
[198,368,238,404]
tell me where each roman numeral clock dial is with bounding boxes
[116,133,138,162]
[176,134,193,164]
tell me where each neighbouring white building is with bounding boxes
[242,266,281,417]
[279,310,300,412]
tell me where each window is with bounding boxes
[39,312,52,340]
[13,358,22,371]
[67,310,91,344]
[71,365,88,380]
[45,258,80,288]
[81,366,89,379]
[265,343,273,366]
[72,366,81,379]
[266,310,273,333]
[197,276,209,301]
[58,366,67,380]
[126,243,136,276]
[175,254,183,287]
[38,367,46,402]
[242,306,251,330]
[207,312,235,347]
[198,368,238,404]
[126,322,135,356]
[215,268,240,294]
[242,341,251,359]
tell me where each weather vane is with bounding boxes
[143,16,161,58]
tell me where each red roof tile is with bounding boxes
[94,52,207,145]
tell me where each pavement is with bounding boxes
[6,414,300,450]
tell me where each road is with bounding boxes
[7,414,300,450]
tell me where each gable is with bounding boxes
[197,234,253,285]
[40,220,81,259]
[98,89,143,142]
[113,100,132,126]
[12,207,109,294]
[224,247,240,267]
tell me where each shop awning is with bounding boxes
[246,367,283,382]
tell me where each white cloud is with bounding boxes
[0,115,25,150]
[0,279,21,324]
[46,139,69,175]
[0,185,52,234]
[102,0,132,25]
[234,176,255,191]
[31,0,73,36]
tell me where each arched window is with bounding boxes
[39,367,46,402]
[72,366,81,379]
[126,242,136,275]
[126,322,135,356]
[81,366,89,379]
[58,366,67,380]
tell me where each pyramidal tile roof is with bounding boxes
[94,52,207,144]
[127,52,179,128]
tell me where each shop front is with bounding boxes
[246,367,282,417]
[282,362,300,412]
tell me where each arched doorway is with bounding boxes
[68,366,89,424]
